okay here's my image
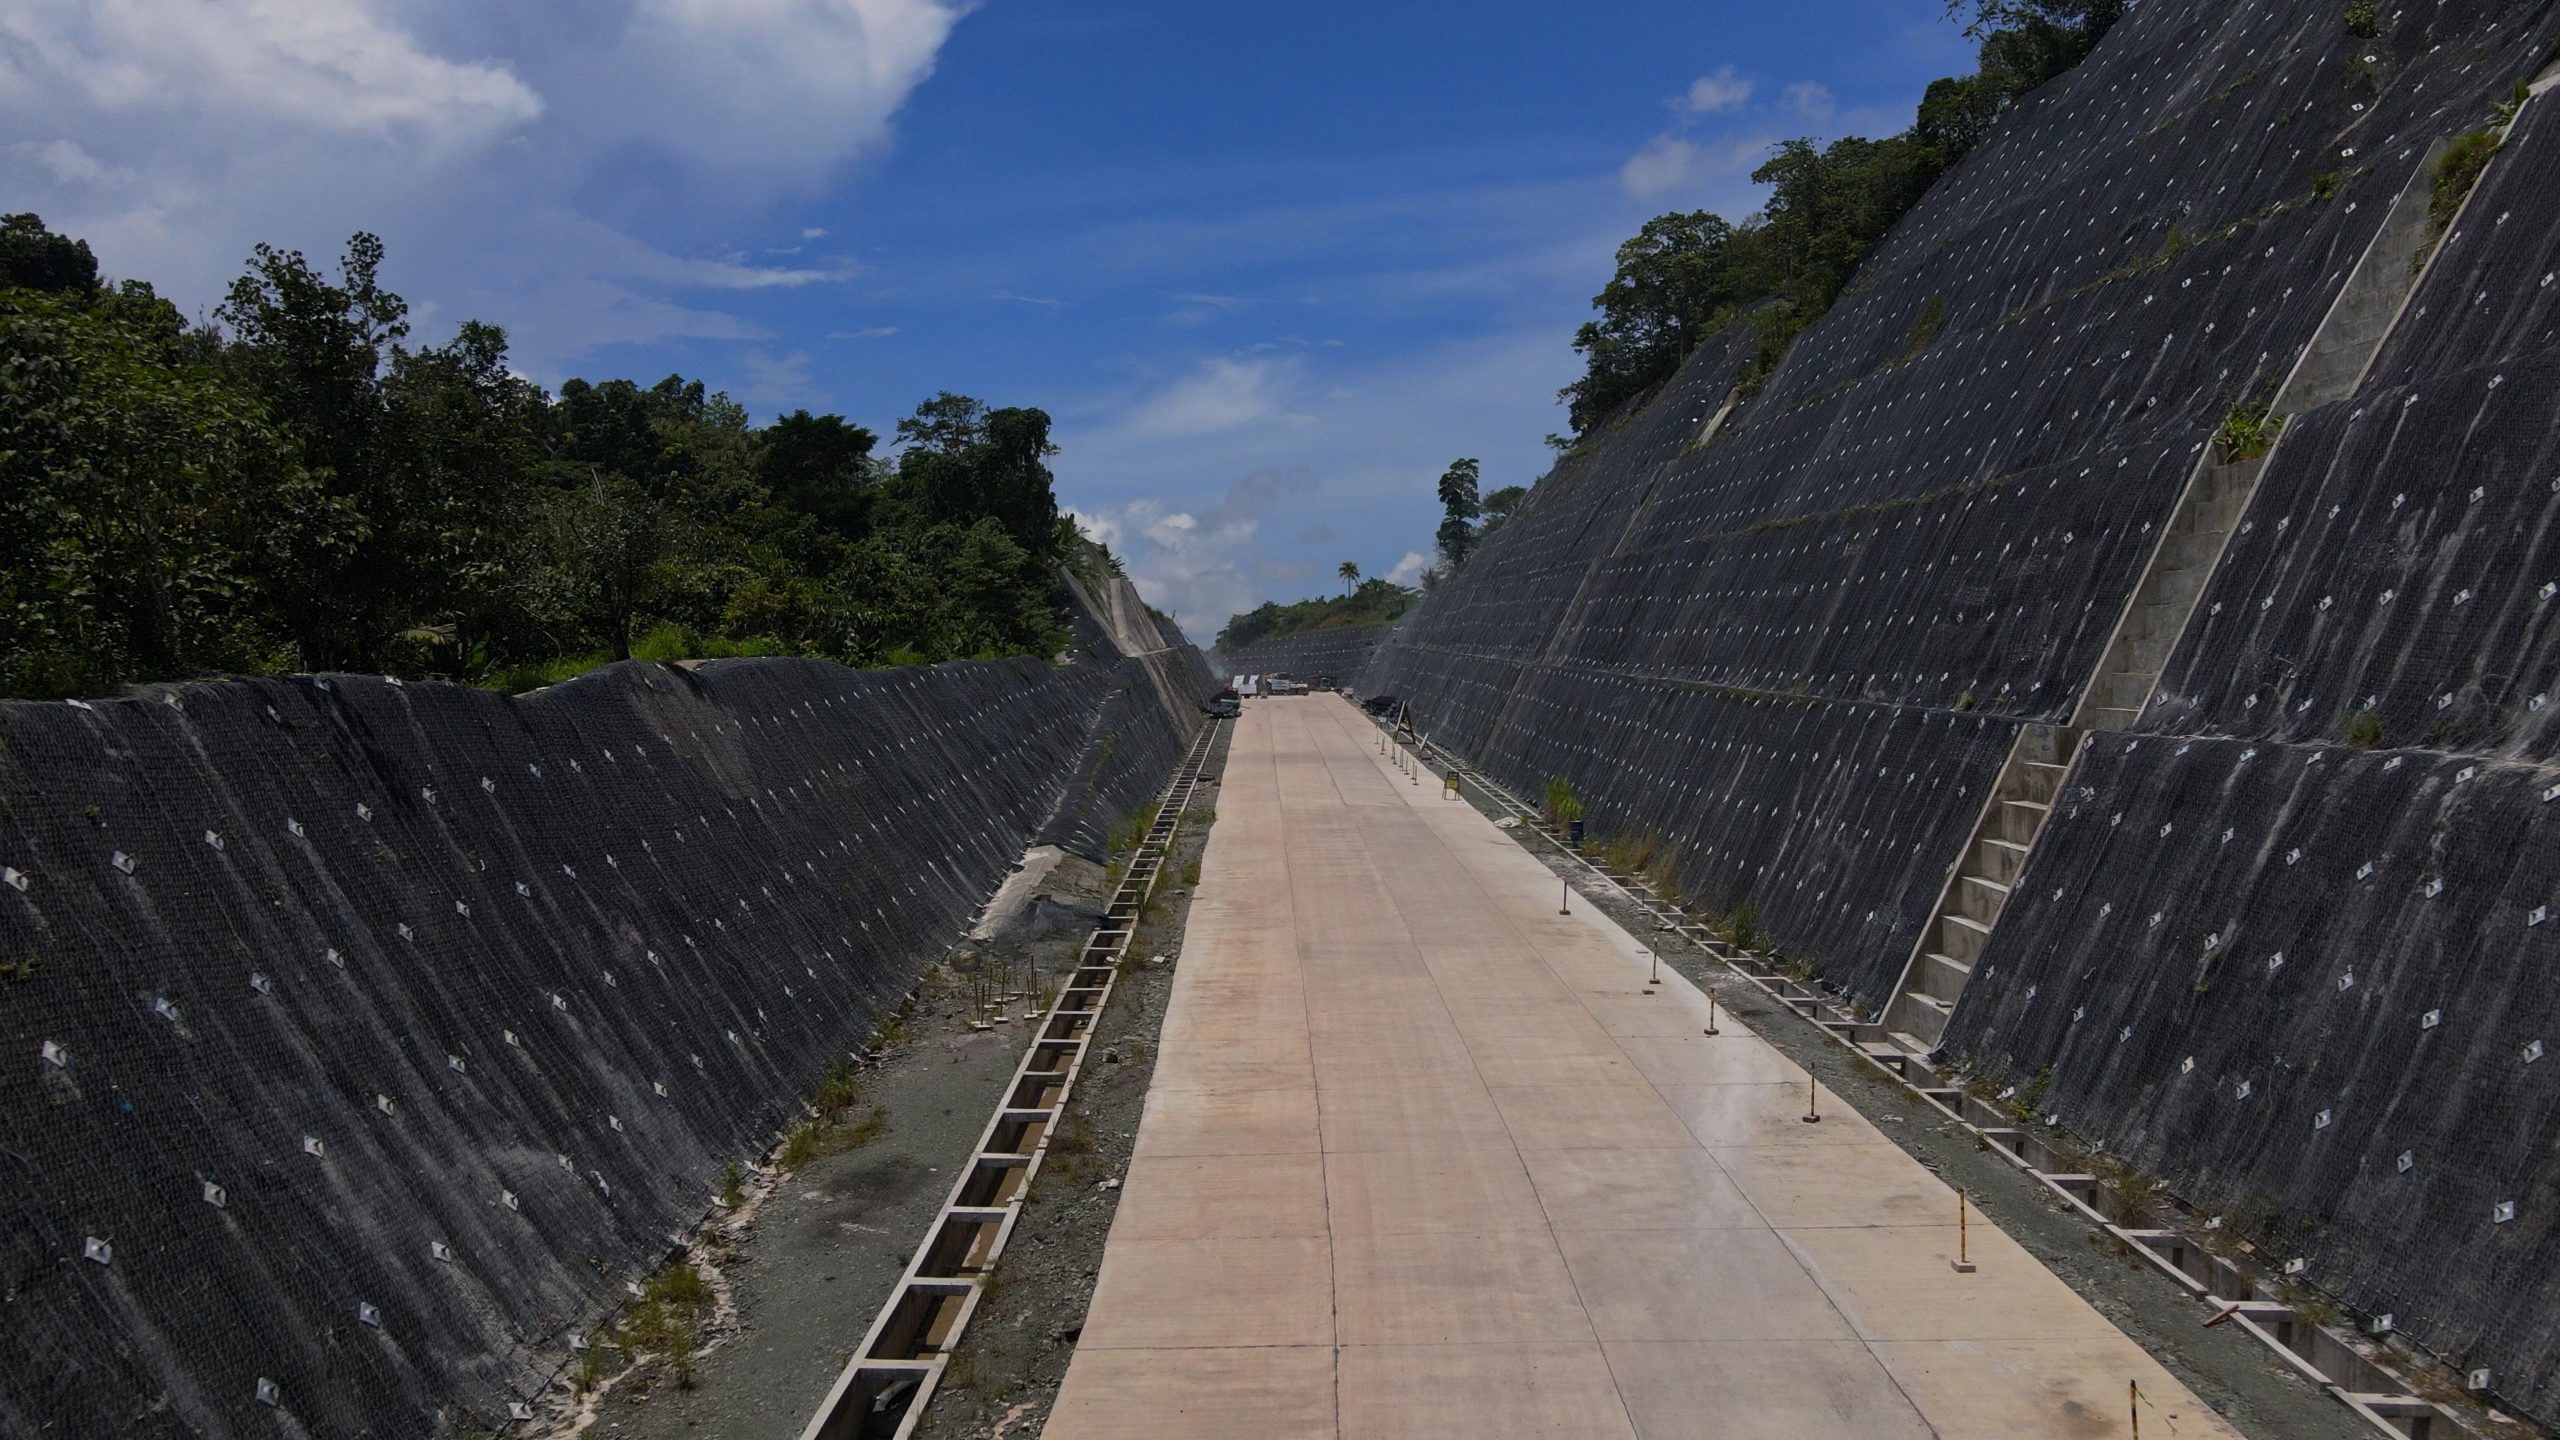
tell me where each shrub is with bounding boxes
[1542,777,1584,827]
[2342,0,2378,37]
[1902,295,1947,357]
[2343,710,2387,749]
[2213,397,2285,463]
[2429,129,2503,235]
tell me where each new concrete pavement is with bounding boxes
[1044,693,2238,1439]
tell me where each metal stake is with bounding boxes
[1952,1188,1976,1272]
[1801,1071,1822,1124]
[1704,989,1720,1035]
[1559,880,1571,916]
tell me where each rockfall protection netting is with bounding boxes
[1360,0,2560,1413]
[1943,66,2560,1416]
[0,629,1205,1436]
[1210,623,1401,685]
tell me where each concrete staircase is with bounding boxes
[2072,456,2262,730]
[1880,723,2079,1058]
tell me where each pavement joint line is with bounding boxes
[1373,709,2460,1437]
[793,720,1226,1440]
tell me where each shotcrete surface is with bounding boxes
[1043,694,2242,1439]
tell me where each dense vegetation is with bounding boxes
[1213,579,1418,656]
[0,216,1083,700]
[1560,0,2124,432]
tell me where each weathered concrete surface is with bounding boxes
[1045,693,2244,1439]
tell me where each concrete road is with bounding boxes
[1044,694,2239,1439]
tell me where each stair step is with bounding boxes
[1940,911,1995,963]
[1977,836,2032,883]
[1889,1030,1938,1059]
[1994,798,2050,843]
[1919,950,1974,1000]
[1955,873,2010,922]
[2087,705,2140,730]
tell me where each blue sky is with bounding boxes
[1,0,1973,640]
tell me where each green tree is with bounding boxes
[1338,560,1361,592]
[1559,0,2121,433]
[759,409,879,541]
[0,276,354,695]
[0,214,99,296]
[1435,458,1482,569]
[1561,212,1747,432]
[520,476,677,662]
[1480,485,1528,536]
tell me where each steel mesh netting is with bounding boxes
[0,634,1203,1437]
[1038,647,1211,858]
[1775,0,2560,409]
[1469,670,2019,1004]
[1365,0,2558,1026]
[2149,96,2560,761]
[1940,734,2560,1413]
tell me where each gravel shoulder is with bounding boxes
[909,722,1232,1440]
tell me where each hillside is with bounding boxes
[1362,0,2560,1419]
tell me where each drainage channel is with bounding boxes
[793,720,1223,1440]
[1372,713,2466,1440]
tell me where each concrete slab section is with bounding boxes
[1519,1146,1764,1232]
[1132,1085,1321,1159]
[1604,1340,1935,1440]
[1332,1226,1592,1346]
[1040,697,2245,1439]
[1556,1227,1860,1342]
[1109,1153,1330,1241]
[1337,1342,1638,1439]
[1047,1346,1335,1439]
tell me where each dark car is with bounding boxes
[1204,696,1242,718]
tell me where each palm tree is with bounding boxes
[1338,560,1360,593]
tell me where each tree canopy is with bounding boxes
[0,218,1084,699]
[1215,578,1418,656]
[1559,1,2121,432]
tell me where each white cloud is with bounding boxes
[1052,328,1578,642]
[0,0,543,148]
[828,325,901,339]
[1121,355,1301,440]
[546,0,961,181]
[802,226,829,239]
[1383,550,1430,587]
[1784,80,1836,120]
[0,0,962,374]
[1618,131,1775,199]
[1679,66,1753,115]
[1620,135,1704,197]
